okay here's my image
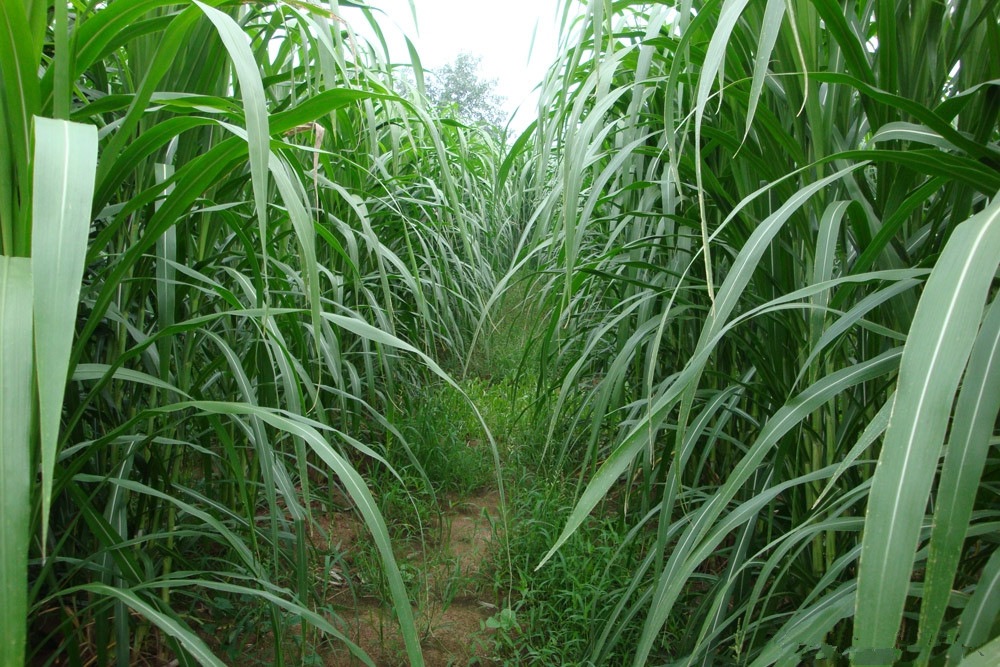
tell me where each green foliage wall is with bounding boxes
[513,0,1000,664]
[0,1,516,664]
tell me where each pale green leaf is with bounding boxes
[918,298,1000,653]
[855,195,1000,657]
[30,116,98,556]
[0,257,32,667]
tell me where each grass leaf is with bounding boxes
[854,195,1000,656]
[30,116,98,557]
[0,257,32,666]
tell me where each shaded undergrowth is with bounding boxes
[366,278,669,666]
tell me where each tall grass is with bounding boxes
[0,1,513,664]
[6,0,1000,664]
[513,0,1000,664]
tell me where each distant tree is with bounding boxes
[426,52,506,129]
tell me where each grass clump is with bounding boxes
[490,468,666,666]
[392,380,501,498]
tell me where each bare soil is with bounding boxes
[320,490,502,666]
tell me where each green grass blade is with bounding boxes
[140,578,376,666]
[952,549,1000,661]
[809,201,851,344]
[30,116,98,557]
[810,395,894,510]
[72,473,260,573]
[159,400,426,666]
[0,0,40,254]
[268,151,321,351]
[72,363,190,398]
[537,164,866,571]
[750,583,856,667]
[918,298,1000,656]
[694,0,753,301]
[636,349,903,664]
[194,0,272,291]
[0,257,32,667]
[51,0,69,120]
[71,584,225,667]
[854,195,1000,660]
[92,4,204,186]
[955,632,1000,667]
[743,0,785,143]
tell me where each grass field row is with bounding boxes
[2,1,999,665]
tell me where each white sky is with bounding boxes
[342,1,565,132]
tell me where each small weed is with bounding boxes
[484,460,667,665]
[396,382,495,496]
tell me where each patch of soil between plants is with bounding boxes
[323,490,501,666]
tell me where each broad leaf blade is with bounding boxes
[854,195,1000,658]
[0,257,33,667]
[917,298,1000,653]
[952,549,1000,661]
[0,0,40,253]
[194,0,272,291]
[30,116,98,555]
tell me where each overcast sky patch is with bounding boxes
[343,1,564,132]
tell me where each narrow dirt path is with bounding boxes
[321,489,502,666]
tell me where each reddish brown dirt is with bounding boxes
[320,490,502,666]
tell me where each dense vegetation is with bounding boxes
[513,2,1000,663]
[2,1,999,666]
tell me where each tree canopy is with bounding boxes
[426,52,506,129]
